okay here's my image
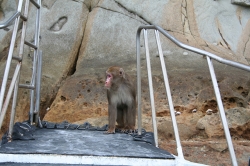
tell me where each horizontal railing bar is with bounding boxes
[30,0,40,9]
[137,25,250,72]
[20,14,27,21]
[19,84,35,90]
[24,41,37,49]
[12,55,22,62]
[0,12,20,29]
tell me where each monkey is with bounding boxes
[104,66,136,134]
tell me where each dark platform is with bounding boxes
[0,128,174,158]
[0,129,207,165]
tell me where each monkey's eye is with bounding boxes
[107,74,112,78]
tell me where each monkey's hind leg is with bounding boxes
[104,105,116,134]
[116,109,126,132]
[125,105,136,133]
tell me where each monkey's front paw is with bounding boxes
[104,129,115,134]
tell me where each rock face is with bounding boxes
[1,0,250,165]
[232,0,250,6]
[197,107,250,138]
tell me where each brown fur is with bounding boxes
[104,66,136,134]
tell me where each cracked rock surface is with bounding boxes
[0,0,250,165]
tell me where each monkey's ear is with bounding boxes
[119,68,125,78]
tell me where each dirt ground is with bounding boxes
[160,138,250,166]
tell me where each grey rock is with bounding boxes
[196,107,250,138]
[208,141,228,152]
[232,0,250,6]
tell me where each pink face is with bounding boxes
[105,73,112,89]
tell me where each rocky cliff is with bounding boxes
[0,0,250,165]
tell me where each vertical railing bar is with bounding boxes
[154,30,184,159]
[0,0,24,113]
[206,56,238,166]
[17,0,23,12]
[29,54,37,124]
[34,0,41,49]
[18,0,30,62]
[143,29,159,147]
[35,51,42,125]
[35,0,42,126]
[30,0,41,124]
[136,29,142,136]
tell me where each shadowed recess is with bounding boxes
[50,16,67,31]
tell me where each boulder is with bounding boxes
[231,0,250,6]
[196,107,250,139]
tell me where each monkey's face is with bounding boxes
[105,73,113,89]
[105,66,125,89]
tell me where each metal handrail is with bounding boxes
[136,25,249,166]
[137,25,250,72]
[0,12,21,29]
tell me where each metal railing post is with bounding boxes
[35,51,42,125]
[206,56,238,166]
[29,0,41,125]
[154,30,184,159]
[143,29,159,147]
[136,28,142,136]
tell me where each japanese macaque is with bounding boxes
[104,66,136,134]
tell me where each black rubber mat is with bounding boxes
[0,129,174,159]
